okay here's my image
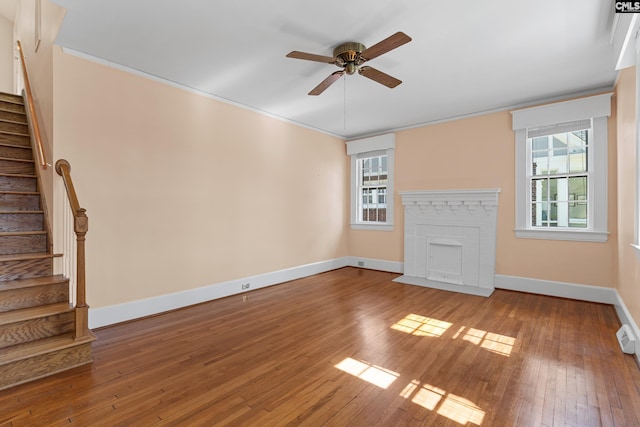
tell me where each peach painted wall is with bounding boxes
[14,0,66,227]
[615,66,640,327]
[349,106,618,288]
[52,48,349,308]
[0,15,13,93]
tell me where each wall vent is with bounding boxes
[617,324,636,354]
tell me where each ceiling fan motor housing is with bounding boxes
[333,42,365,73]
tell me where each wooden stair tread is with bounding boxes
[0,190,39,195]
[0,157,34,164]
[0,130,29,138]
[0,332,96,365]
[0,210,44,214]
[0,108,27,117]
[0,103,24,111]
[0,252,62,262]
[0,141,31,150]
[0,230,47,236]
[0,172,36,178]
[0,94,24,104]
[0,118,28,126]
[0,302,72,326]
[0,275,68,291]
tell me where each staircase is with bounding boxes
[0,91,95,390]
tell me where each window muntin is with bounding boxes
[529,129,590,229]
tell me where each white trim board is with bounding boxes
[346,256,404,274]
[495,274,618,304]
[89,257,349,329]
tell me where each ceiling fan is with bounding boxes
[286,32,412,96]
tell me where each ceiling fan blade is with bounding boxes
[358,66,402,88]
[286,51,337,64]
[309,71,344,95]
[359,32,412,62]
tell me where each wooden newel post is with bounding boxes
[55,159,90,340]
[74,209,89,339]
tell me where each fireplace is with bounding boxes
[394,189,500,297]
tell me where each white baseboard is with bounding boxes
[89,257,349,328]
[346,256,404,273]
[494,274,618,304]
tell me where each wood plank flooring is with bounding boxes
[1,267,640,426]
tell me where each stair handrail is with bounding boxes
[55,159,90,339]
[16,40,47,170]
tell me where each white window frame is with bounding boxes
[347,133,395,231]
[511,93,612,242]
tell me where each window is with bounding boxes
[359,155,388,222]
[512,93,611,242]
[347,134,395,230]
[529,125,589,229]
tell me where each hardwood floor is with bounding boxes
[1,267,640,426]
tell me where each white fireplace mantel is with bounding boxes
[394,188,500,297]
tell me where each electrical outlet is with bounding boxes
[241,283,250,290]
[358,261,365,267]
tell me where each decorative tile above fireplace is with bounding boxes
[394,189,500,297]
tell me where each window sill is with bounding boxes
[350,223,394,232]
[515,228,608,242]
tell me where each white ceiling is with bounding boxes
[50,0,616,139]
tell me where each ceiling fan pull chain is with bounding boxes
[344,74,347,130]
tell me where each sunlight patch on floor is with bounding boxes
[391,314,452,337]
[456,326,515,356]
[335,357,399,389]
[392,315,516,357]
[401,379,485,425]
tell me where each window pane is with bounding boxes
[569,203,587,228]
[549,148,568,174]
[532,202,550,227]
[378,188,386,204]
[569,130,588,147]
[569,147,587,173]
[532,155,547,176]
[532,178,548,201]
[550,177,567,202]
[569,176,587,199]
[532,137,548,151]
